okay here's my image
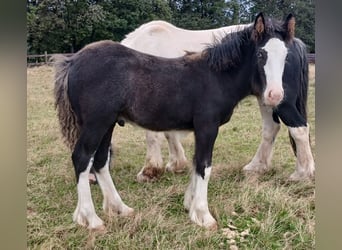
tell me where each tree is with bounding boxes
[27,0,172,54]
[27,0,315,54]
[27,0,107,53]
[101,0,172,42]
[249,0,315,52]
[225,0,254,24]
[169,0,232,29]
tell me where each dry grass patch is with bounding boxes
[27,65,315,249]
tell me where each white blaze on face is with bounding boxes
[263,38,287,106]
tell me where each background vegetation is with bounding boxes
[27,0,315,54]
[27,65,315,249]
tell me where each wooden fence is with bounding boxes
[27,51,316,67]
[27,52,74,67]
[307,53,315,64]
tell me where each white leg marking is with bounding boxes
[165,131,189,173]
[244,99,280,172]
[184,169,196,211]
[288,125,315,180]
[137,131,164,182]
[73,157,104,230]
[185,167,217,229]
[96,149,134,216]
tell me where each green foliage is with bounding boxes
[169,0,231,29]
[27,0,172,53]
[111,0,172,41]
[249,0,315,52]
[27,0,315,54]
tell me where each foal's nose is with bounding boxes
[265,88,284,106]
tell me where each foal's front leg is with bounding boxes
[288,125,315,180]
[185,167,216,229]
[184,124,218,229]
[274,102,315,181]
[243,98,280,173]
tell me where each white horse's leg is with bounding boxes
[165,131,188,173]
[137,131,164,182]
[96,149,134,216]
[288,125,315,180]
[243,98,280,172]
[185,167,217,229]
[73,156,105,230]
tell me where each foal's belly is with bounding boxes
[118,111,194,132]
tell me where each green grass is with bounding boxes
[27,65,315,249]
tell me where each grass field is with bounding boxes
[27,65,315,249]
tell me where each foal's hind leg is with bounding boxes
[137,131,164,182]
[243,98,280,173]
[165,131,189,173]
[93,125,134,216]
[73,156,105,230]
[72,127,108,230]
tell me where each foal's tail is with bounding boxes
[289,38,309,156]
[51,54,80,150]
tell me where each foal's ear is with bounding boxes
[284,13,295,41]
[252,12,265,42]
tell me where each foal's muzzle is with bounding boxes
[264,87,284,107]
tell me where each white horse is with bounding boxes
[117,20,313,182]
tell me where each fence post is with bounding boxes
[45,51,48,64]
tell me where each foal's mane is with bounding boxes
[205,17,287,71]
[204,26,251,71]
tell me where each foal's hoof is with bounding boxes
[189,209,217,230]
[207,222,218,231]
[199,219,218,231]
[73,209,104,231]
[104,203,135,217]
[119,206,135,217]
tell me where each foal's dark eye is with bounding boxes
[257,51,263,58]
